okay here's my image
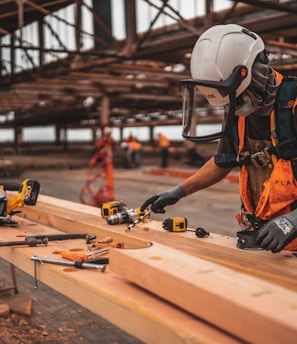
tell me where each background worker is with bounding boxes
[121,134,142,168]
[157,133,170,168]
[141,24,297,253]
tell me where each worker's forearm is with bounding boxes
[181,157,232,195]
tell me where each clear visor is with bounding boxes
[182,83,226,142]
[181,65,248,142]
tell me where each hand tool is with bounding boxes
[60,247,109,262]
[126,209,151,231]
[236,229,262,250]
[100,200,127,219]
[162,217,188,232]
[31,255,106,288]
[87,241,125,250]
[162,218,209,238]
[0,179,40,226]
[0,233,97,247]
[97,236,113,244]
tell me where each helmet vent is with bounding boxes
[242,28,257,40]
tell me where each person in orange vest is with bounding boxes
[121,134,142,168]
[141,24,297,253]
[157,133,170,168]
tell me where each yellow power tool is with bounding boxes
[0,178,40,225]
[100,200,127,219]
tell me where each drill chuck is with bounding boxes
[107,208,139,225]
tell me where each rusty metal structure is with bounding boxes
[0,0,297,147]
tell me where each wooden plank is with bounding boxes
[18,195,297,291]
[0,219,239,344]
[109,243,297,344]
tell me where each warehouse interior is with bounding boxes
[0,0,297,151]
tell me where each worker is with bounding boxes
[157,133,170,168]
[141,24,297,253]
[121,134,142,168]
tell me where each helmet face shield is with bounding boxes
[181,65,248,142]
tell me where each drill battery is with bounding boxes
[162,217,187,232]
[100,200,127,219]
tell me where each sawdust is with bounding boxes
[0,312,80,344]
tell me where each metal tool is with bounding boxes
[87,241,124,250]
[162,217,187,232]
[0,233,96,247]
[126,209,152,231]
[97,236,113,244]
[0,179,40,226]
[61,247,109,261]
[100,201,127,219]
[236,230,262,250]
[31,255,106,288]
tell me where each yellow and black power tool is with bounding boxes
[106,207,149,225]
[162,217,210,238]
[100,200,127,219]
[162,217,188,232]
[0,178,40,225]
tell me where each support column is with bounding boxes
[92,0,113,50]
[14,126,22,155]
[101,95,110,127]
[124,0,137,56]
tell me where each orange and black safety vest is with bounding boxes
[237,72,297,250]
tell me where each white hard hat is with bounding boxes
[190,24,265,106]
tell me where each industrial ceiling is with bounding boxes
[0,0,297,132]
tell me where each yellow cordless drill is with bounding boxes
[0,178,40,225]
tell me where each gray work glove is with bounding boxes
[256,209,297,253]
[140,185,186,214]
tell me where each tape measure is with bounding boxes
[162,217,187,232]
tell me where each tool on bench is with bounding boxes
[60,247,109,262]
[162,217,188,232]
[126,209,151,231]
[97,236,113,244]
[0,179,40,226]
[107,207,149,226]
[88,241,125,250]
[100,200,127,219]
[0,233,97,247]
[31,255,106,288]
[236,230,262,250]
[162,217,209,238]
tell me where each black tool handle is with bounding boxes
[1,182,21,191]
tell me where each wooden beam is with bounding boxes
[109,243,297,344]
[0,212,238,343]
[18,195,297,292]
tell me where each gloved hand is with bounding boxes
[256,209,297,253]
[140,185,186,213]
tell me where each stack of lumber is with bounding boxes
[1,194,297,344]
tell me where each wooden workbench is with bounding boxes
[1,194,297,344]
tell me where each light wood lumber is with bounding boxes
[0,219,238,344]
[18,194,297,292]
[109,242,297,344]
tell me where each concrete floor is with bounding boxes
[20,165,240,236]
